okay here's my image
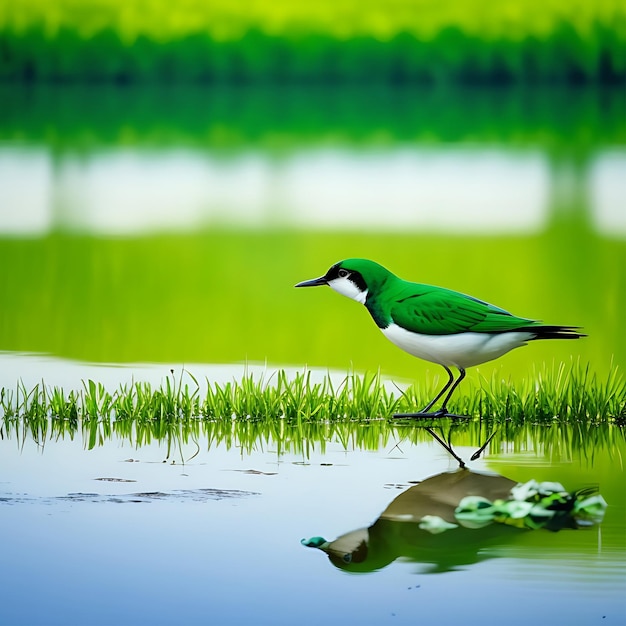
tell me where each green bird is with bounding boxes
[295,258,584,418]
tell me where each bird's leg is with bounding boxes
[437,367,466,416]
[394,366,467,419]
[420,365,455,413]
[393,366,453,418]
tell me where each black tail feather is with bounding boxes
[520,325,586,340]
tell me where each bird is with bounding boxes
[295,258,584,418]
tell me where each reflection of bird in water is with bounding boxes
[296,258,584,417]
[303,469,517,573]
[302,469,606,574]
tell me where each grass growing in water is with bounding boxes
[1,363,624,431]
[1,401,624,468]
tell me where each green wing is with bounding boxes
[388,284,538,335]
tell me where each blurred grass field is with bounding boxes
[1,0,625,82]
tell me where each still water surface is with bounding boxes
[1,378,625,626]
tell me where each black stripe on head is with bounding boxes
[324,263,367,292]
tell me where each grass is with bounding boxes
[1,364,623,470]
[1,0,624,83]
[1,364,624,439]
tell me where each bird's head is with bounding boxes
[295,258,393,304]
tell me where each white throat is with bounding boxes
[327,277,368,304]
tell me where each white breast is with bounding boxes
[381,323,534,369]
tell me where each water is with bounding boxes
[1,84,625,624]
[1,395,625,625]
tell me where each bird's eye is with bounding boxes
[338,269,349,278]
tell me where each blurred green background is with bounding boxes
[1,0,625,83]
[0,1,624,385]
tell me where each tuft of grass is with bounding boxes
[456,360,626,425]
[0,364,624,444]
[198,369,400,422]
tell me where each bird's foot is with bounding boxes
[393,408,467,419]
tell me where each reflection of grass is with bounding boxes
[1,365,624,440]
[2,1,624,82]
[2,84,624,151]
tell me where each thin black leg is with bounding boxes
[393,366,467,419]
[420,365,454,413]
[438,367,466,413]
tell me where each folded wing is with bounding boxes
[389,285,539,335]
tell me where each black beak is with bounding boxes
[295,276,328,288]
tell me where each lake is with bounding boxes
[0,84,625,625]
